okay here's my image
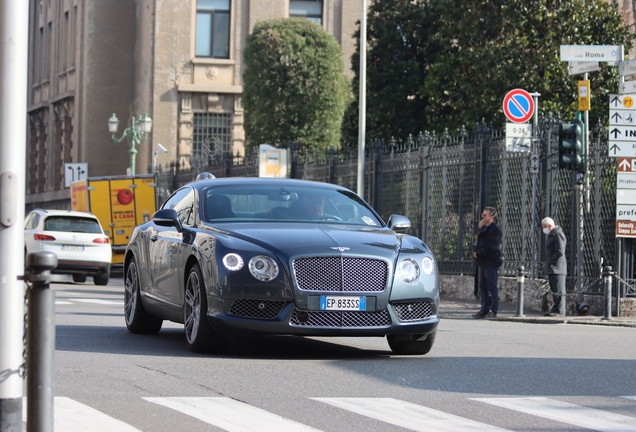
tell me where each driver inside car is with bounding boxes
[288,192,326,220]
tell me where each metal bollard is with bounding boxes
[515,266,525,317]
[25,251,57,432]
[602,266,613,321]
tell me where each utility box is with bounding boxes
[71,175,157,267]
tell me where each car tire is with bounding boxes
[124,258,162,334]
[184,263,229,354]
[387,329,436,355]
[93,273,109,286]
[72,274,87,283]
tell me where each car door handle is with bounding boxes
[150,235,158,242]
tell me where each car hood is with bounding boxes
[216,222,402,262]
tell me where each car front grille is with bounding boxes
[229,299,286,320]
[292,257,388,292]
[290,308,391,328]
[391,302,434,322]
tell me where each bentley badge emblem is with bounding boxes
[330,247,350,252]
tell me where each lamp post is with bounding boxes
[108,113,153,175]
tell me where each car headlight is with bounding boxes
[249,255,279,281]
[222,253,244,271]
[422,256,435,275]
[397,258,420,284]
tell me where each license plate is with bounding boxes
[62,245,84,252]
[320,296,366,311]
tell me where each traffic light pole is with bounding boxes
[530,93,540,280]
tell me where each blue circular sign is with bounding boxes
[503,89,535,123]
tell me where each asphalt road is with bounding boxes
[31,275,636,431]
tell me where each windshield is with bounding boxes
[201,185,383,227]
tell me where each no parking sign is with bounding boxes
[503,89,535,123]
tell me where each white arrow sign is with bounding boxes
[608,125,636,141]
[609,94,636,110]
[609,142,636,157]
[568,61,600,75]
[621,81,636,95]
[560,45,621,63]
[619,59,636,77]
[610,110,636,125]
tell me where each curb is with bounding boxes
[440,313,636,328]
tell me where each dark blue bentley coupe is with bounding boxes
[124,176,439,355]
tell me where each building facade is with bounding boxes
[26,0,361,210]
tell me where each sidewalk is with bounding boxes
[439,296,636,328]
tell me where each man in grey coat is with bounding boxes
[542,217,567,316]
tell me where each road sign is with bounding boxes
[617,157,636,171]
[620,81,636,95]
[609,94,636,109]
[530,153,539,173]
[619,59,636,77]
[617,220,636,237]
[568,61,600,75]
[64,163,88,188]
[505,137,532,150]
[578,80,590,111]
[608,142,636,157]
[505,123,532,137]
[609,110,636,125]
[560,45,621,63]
[618,172,636,188]
[608,125,636,141]
[502,89,534,123]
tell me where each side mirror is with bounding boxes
[387,214,411,233]
[152,209,182,231]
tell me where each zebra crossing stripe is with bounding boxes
[23,397,142,432]
[70,298,124,305]
[144,397,323,432]
[471,397,636,432]
[311,397,512,432]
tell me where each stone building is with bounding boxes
[25,0,362,210]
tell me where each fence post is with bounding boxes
[516,266,526,317]
[25,251,57,432]
[603,266,613,320]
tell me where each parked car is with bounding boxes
[124,176,439,355]
[24,209,111,285]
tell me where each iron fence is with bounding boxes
[153,118,635,297]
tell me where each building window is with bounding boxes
[193,112,232,165]
[290,0,322,25]
[195,0,230,59]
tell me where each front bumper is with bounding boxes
[207,298,439,337]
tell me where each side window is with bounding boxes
[195,0,230,59]
[289,0,322,24]
[162,188,196,227]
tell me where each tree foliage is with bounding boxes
[243,19,348,153]
[342,0,633,147]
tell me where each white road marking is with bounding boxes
[622,396,636,401]
[312,397,511,432]
[55,301,73,305]
[472,397,636,432]
[69,298,123,305]
[144,397,324,432]
[23,397,142,432]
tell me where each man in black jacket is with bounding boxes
[542,217,567,316]
[473,207,503,318]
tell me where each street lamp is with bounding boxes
[108,112,153,175]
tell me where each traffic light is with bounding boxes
[550,119,586,174]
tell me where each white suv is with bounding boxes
[24,209,112,285]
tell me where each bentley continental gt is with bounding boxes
[124,176,439,355]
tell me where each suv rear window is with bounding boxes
[44,216,102,234]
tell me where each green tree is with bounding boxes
[342,0,441,147]
[343,0,632,146]
[243,19,348,154]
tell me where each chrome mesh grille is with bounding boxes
[391,302,434,322]
[229,299,286,320]
[290,308,391,327]
[292,257,387,292]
